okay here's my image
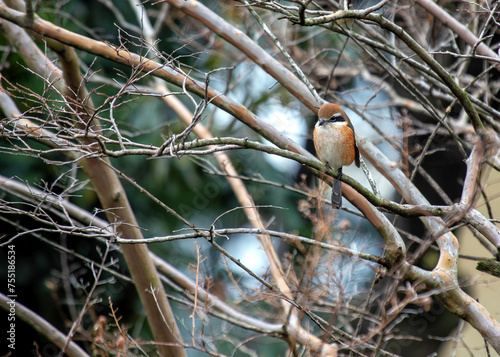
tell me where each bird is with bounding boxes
[313,103,360,208]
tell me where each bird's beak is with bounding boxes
[317,119,326,126]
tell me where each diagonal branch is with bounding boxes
[415,0,500,69]
[0,292,90,357]
[164,0,321,111]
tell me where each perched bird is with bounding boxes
[313,103,360,208]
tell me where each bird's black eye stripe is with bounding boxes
[329,114,345,122]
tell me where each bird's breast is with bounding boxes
[313,124,356,169]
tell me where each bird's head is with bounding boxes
[317,103,349,127]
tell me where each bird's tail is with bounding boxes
[331,177,342,209]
